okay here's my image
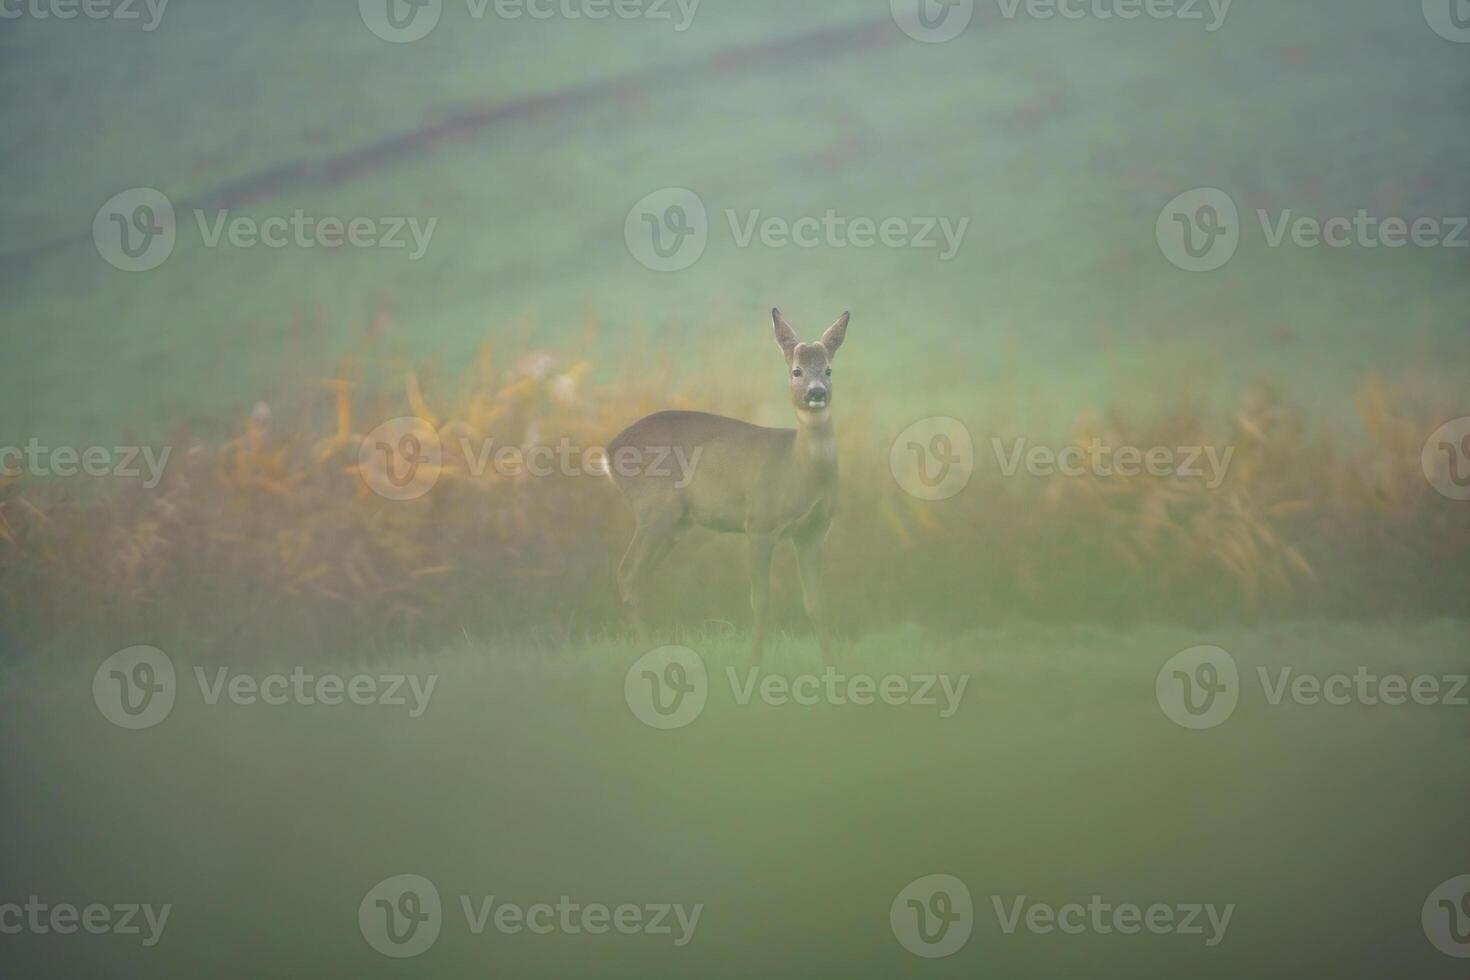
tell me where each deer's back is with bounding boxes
[610,410,787,449]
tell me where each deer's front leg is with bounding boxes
[793,523,832,664]
[746,531,776,664]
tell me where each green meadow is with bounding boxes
[4,623,1468,977]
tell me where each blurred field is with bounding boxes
[3,620,1467,978]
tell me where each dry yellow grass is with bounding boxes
[0,334,1464,657]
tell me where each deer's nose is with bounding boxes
[804,387,829,403]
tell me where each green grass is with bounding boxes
[3,620,1466,977]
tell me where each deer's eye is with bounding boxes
[792,368,803,378]
[825,368,832,377]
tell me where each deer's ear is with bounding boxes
[819,312,850,357]
[772,308,800,362]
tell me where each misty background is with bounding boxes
[1,1,1467,977]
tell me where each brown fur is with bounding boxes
[607,309,850,662]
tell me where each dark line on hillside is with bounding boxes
[3,17,902,272]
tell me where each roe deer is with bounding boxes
[606,308,850,663]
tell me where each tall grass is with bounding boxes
[1,328,1464,661]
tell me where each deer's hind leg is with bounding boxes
[616,525,651,640]
[617,498,686,643]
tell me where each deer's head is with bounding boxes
[772,308,849,421]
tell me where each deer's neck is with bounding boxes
[794,414,838,471]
